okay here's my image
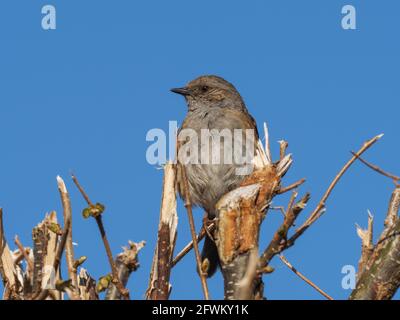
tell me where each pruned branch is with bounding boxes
[146,162,178,300]
[0,208,21,299]
[57,176,79,299]
[355,211,374,278]
[351,186,400,300]
[106,241,145,300]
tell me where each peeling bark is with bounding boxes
[351,186,400,300]
[105,241,145,300]
[146,163,178,300]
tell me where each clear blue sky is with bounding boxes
[0,0,399,300]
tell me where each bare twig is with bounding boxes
[14,236,33,273]
[172,222,215,267]
[288,134,383,245]
[57,176,79,299]
[179,163,210,300]
[259,193,310,268]
[279,255,333,300]
[263,123,272,164]
[351,152,400,183]
[71,173,130,300]
[277,178,306,195]
[279,140,288,161]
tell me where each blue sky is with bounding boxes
[0,0,399,300]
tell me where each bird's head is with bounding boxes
[171,75,246,111]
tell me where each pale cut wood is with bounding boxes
[146,162,178,300]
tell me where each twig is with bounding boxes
[277,178,306,195]
[259,193,310,268]
[172,222,215,267]
[71,173,130,300]
[279,255,333,300]
[279,140,288,161]
[57,176,79,299]
[14,248,31,266]
[106,241,145,300]
[14,236,33,273]
[288,134,383,245]
[270,206,287,218]
[263,123,272,164]
[351,151,400,183]
[179,163,210,300]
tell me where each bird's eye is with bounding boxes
[201,86,209,92]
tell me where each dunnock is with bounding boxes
[171,75,259,277]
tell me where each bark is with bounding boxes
[350,187,400,300]
[105,241,145,300]
[57,176,79,298]
[32,223,47,295]
[0,209,21,299]
[146,162,178,300]
[215,184,263,300]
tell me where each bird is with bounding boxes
[171,75,259,277]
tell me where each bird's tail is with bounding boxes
[200,235,220,278]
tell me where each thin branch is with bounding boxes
[270,206,287,218]
[71,173,130,300]
[277,178,306,195]
[57,176,79,298]
[351,151,400,183]
[179,163,210,300]
[263,122,272,164]
[288,134,383,245]
[259,193,310,268]
[279,140,288,161]
[14,236,33,273]
[172,222,215,268]
[279,255,333,300]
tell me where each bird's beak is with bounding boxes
[170,87,191,96]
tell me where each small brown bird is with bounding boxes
[171,75,259,277]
